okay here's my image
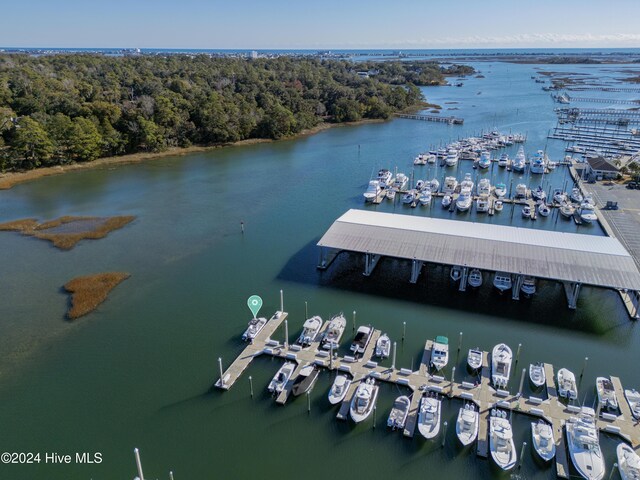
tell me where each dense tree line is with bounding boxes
[0,55,451,171]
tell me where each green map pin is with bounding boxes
[247,295,263,318]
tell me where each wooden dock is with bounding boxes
[395,113,464,125]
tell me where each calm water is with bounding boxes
[0,62,639,480]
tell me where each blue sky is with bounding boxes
[1,0,639,49]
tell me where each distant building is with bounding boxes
[585,155,619,180]
[250,50,258,59]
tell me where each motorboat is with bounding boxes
[596,377,618,410]
[443,176,458,194]
[468,268,483,287]
[529,362,546,388]
[377,169,393,188]
[418,395,442,439]
[625,389,640,419]
[531,185,547,201]
[538,203,551,217]
[521,276,536,296]
[375,333,391,358]
[445,149,459,167]
[393,173,408,190]
[566,407,605,480]
[460,172,474,191]
[442,194,452,208]
[450,265,462,282]
[478,178,491,196]
[415,179,425,191]
[512,146,526,172]
[522,205,532,218]
[493,272,512,293]
[570,187,584,203]
[530,150,546,174]
[436,147,447,159]
[579,202,597,223]
[291,364,320,396]
[531,420,556,462]
[456,188,472,212]
[427,154,437,164]
[350,325,373,355]
[494,182,507,198]
[494,200,503,212]
[515,183,527,198]
[553,189,568,204]
[617,443,640,480]
[387,395,411,430]
[321,313,346,350]
[242,316,268,341]
[498,153,509,168]
[419,189,432,206]
[350,377,379,423]
[328,374,351,405]
[548,160,557,170]
[363,180,382,202]
[429,178,440,193]
[560,202,575,218]
[475,194,489,212]
[478,150,491,169]
[557,368,578,400]
[456,404,479,446]
[430,336,449,371]
[491,343,513,388]
[414,154,427,165]
[386,189,396,201]
[583,193,595,206]
[297,315,323,346]
[402,190,417,204]
[467,348,483,371]
[489,409,517,470]
[268,362,296,394]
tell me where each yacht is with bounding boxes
[242,316,268,341]
[522,205,532,218]
[560,202,576,218]
[291,364,320,396]
[419,189,432,206]
[530,150,546,174]
[478,178,491,196]
[529,362,546,388]
[571,187,584,203]
[436,147,447,159]
[268,362,296,394]
[350,377,379,423]
[617,443,640,480]
[498,153,509,168]
[377,169,393,188]
[386,189,396,201]
[512,146,526,172]
[478,150,491,169]
[493,272,512,293]
[387,395,411,430]
[557,368,578,400]
[429,178,440,193]
[531,185,547,202]
[414,154,427,165]
[363,180,382,202]
[531,420,556,462]
[515,183,527,199]
[443,176,458,194]
[553,189,568,204]
[566,407,605,480]
[596,377,618,410]
[427,154,437,164]
[460,172,474,191]
[297,315,323,346]
[350,325,373,355]
[321,313,346,350]
[431,336,449,371]
[491,343,513,388]
[467,348,483,371]
[328,373,351,405]
[521,276,536,296]
[442,194,452,208]
[468,268,483,287]
[456,404,479,446]
[445,149,459,167]
[494,200,504,212]
[418,395,442,439]
[625,389,640,419]
[456,188,472,212]
[450,265,462,282]
[402,190,417,204]
[494,182,507,198]
[489,409,517,470]
[375,333,391,358]
[393,173,408,190]
[538,203,551,217]
[579,202,597,223]
[415,179,425,191]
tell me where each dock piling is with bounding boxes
[518,368,526,397]
[373,405,377,429]
[353,311,356,333]
[134,448,145,480]
[515,343,522,365]
[450,366,456,397]
[519,441,527,468]
[581,357,589,378]
[441,421,448,447]
[169,472,174,480]
[329,342,334,370]
[608,463,618,480]
[307,391,311,413]
[458,331,463,352]
[218,357,224,388]
[284,320,289,348]
[305,301,308,319]
[240,221,244,234]
[402,321,406,342]
[249,375,253,398]
[280,290,284,313]
[392,341,397,370]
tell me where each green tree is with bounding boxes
[11,117,54,169]
[69,117,103,161]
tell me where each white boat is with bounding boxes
[522,205,532,218]
[553,189,568,204]
[402,190,417,204]
[386,189,396,201]
[531,185,547,201]
[512,146,526,172]
[530,150,546,174]
[456,188,472,212]
[445,149,459,167]
[515,183,527,198]
[494,272,512,293]
[375,333,391,358]
[468,268,483,287]
[547,160,557,170]
[625,389,640,419]
[596,377,618,410]
[291,364,320,396]
[494,200,503,212]
[419,189,432,205]
[566,407,605,480]
[415,179,425,191]
[560,202,575,218]
[297,315,322,346]
[436,147,447,159]
[442,194,452,208]
[529,362,546,388]
[429,178,440,193]
[489,409,517,470]
[414,154,427,165]
[531,420,556,462]
[430,336,449,371]
[579,202,597,223]
[557,368,578,400]
[478,150,491,169]
[571,187,584,203]
[393,173,408,190]
[491,343,512,388]
[387,395,411,430]
[450,265,462,282]
[460,172,474,191]
[538,203,551,217]
[467,348,483,370]
[268,362,296,394]
[494,182,507,198]
[498,153,509,168]
[617,443,640,480]
[377,169,393,188]
[418,395,442,439]
[328,374,351,405]
[321,313,346,350]
[427,154,437,164]
[583,193,595,206]
[521,276,536,296]
[350,325,373,355]
[350,377,379,423]
[478,178,491,196]
[456,404,479,446]
[242,316,268,341]
[443,176,458,194]
[363,180,381,202]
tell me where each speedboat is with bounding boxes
[321,313,346,350]
[579,202,597,223]
[560,202,575,218]
[242,316,268,341]
[522,205,532,218]
[350,377,379,423]
[328,373,351,405]
[460,172,474,191]
[442,194,452,208]
[419,189,432,206]
[387,395,411,430]
[625,389,640,419]
[531,185,547,201]
[456,188,472,212]
[571,187,584,203]
[386,189,396,201]
[491,343,512,388]
[515,183,527,198]
[393,173,408,190]
[498,153,509,168]
[478,178,491,196]
[538,203,551,217]
[494,182,507,198]
[430,336,449,371]
[467,348,483,371]
[350,325,373,355]
[268,362,296,394]
[490,409,517,470]
[297,315,323,346]
[445,149,459,167]
[426,154,437,164]
[468,269,483,287]
[566,407,605,480]
[531,420,556,462]
[375,333,391,358]
[529,362,546,388]
[494,200,503,212]
[512,146,526,172]
[557,368,578,400]
[363,180,382,202]
[402,190,417,204]
[291,364,320,396]
[617,443,640,480]
[478,150,491,169]
[493,272,512,293]
[418,395,442,439]
[596,377,618,410]
[521,276,536,296]
[456,404,479,446]
[377,169,393,188]
[450,265,462,282]
[443,176,458,194]
[530,150,546,174]
[429,178,440,193]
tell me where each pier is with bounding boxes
[395,113,464,125]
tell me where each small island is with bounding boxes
[64,272,130,319]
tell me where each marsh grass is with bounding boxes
[64,272,131,319]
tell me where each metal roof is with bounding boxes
[318,209,640,290]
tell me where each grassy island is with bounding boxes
[64,272,130,319]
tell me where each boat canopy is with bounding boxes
[435,335,449,345]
